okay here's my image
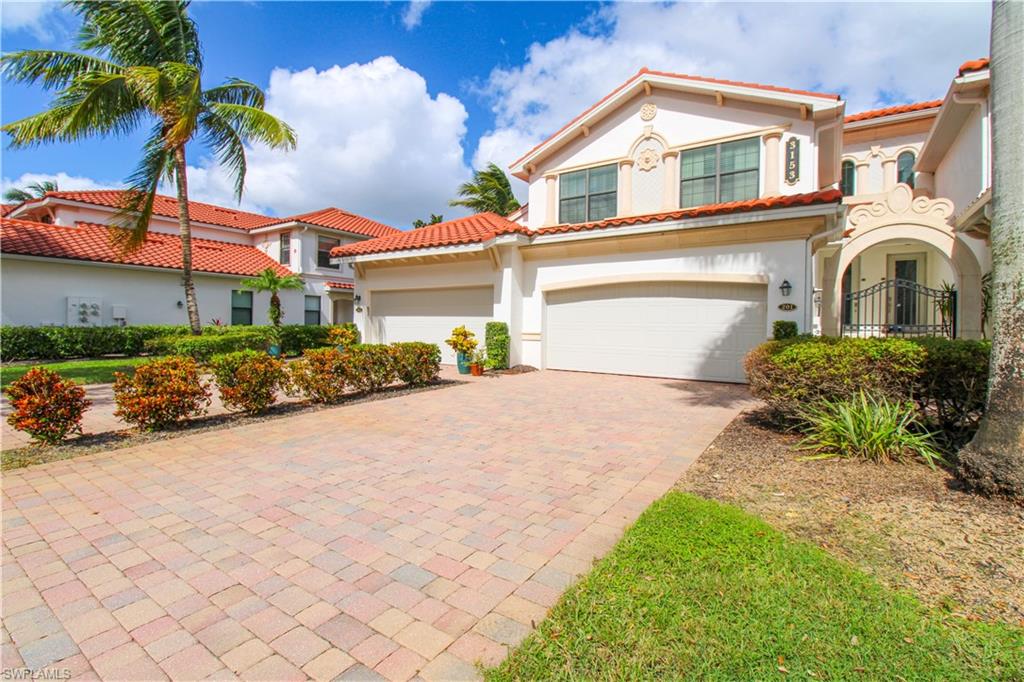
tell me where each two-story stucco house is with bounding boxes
[1,191,398,328]
[334,60,992,383]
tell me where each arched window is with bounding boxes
[840,160,856,197]
[897,151,916,188]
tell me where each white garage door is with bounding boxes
[545,281,767,383]
[370,287,493,364]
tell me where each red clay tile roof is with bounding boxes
[958,58,989,76]
[334,191,843,258]
[267,207,399,239]
[534,190,843,236]
[324,279,355,290]
[39,190,275,230]
[1,217,292,277]
[332,213,531,258]
[0,204,17,217]
[511,68,841,170]
[844,99,943,124]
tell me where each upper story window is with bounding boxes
[897,151,916,188]
[559,164,617,224]
[279,232,290,266]
[317,236,340,269]
[840,160,856,197]
[681,137,760,208]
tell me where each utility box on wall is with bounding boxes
[66,297,103,327]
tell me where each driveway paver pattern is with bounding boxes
[2,370,749,680]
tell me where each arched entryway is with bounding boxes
[821,185,983,338]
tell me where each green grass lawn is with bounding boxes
[1,357,151,388]
[488,493,1024,681]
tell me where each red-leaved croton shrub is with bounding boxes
[4,367,91,444]
[391,342,441,386]
[342,344,398,393]
[288,347,348,403]
[113,356,211,430]
[210,350,287,415]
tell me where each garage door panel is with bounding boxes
[371,287,492,364]
[545,281,766,383]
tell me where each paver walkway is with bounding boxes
[2,370,750,680]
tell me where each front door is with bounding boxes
[888,254,925,327]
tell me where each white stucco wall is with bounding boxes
[1,257,306,327]
[43,204,253,243]
[935,106,988,214]
[524,90,817,229]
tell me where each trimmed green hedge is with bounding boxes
[772,320,799,340]
[1,323,360,362]
[745,335,990,448]
[145,330,270,362]
[485,321,510,370]
[1,325,188,361]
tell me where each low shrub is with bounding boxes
[745,336,925,424]
[278,323,359,356]
[113,356,211,430]
[4,367,91,444]
[797,391,945,468]
[209,350,287,415]
[911,338,990,449]
[343,344,398,393]
[772,320,798,340]
[145,330,269,361]
[0,325,188,361]
[485,321,510,369]
[327,325,359,349]
[288,348,348,403]
[391,342,441,385]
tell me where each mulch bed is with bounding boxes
[2,379,461,471]
[676,411,1024,627]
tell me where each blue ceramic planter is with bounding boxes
[456,352,471,374]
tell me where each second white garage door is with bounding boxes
[370,287,493,364]
[545,281,767,383]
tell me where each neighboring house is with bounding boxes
[1,191,398,327]
[334,62,992,383]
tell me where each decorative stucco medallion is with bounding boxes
[636,147,660,172]
[640,102,657,121]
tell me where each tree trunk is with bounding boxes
[270,292,281,326]
[958,0,1024,497]
[174,146,203,335]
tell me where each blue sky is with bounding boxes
[1,1,990,227]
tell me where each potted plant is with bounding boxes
[266,326,283,358]
[469,348,487,376]
[328,325,358,352]
[445,325,478,375]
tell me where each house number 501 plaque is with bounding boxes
[785,137,800,185]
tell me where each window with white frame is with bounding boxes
[680,137,760,207]
[559,164,617,224]
[317,236,340,269]
[304,295,321,325]
[279,232,290,266]
[231,290,253,326]
[840,160,856,197]
[897,151,916,188]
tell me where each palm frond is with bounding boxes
[204,102,297,150]
[3,188,33,202]
[449,162,520,214]
[0,50,121,89]
[203,79,265,108]
[110,130,174,253]
[198,110,247,200]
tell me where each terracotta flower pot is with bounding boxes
[469,363,483,377]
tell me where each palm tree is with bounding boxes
[413,213,443,228]
[449,162,521,215]
[1,1,296,335]
[958,0,1024,497]
[240,268,304,326]
[4,179,58,202]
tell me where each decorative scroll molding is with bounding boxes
[847,184,954,233]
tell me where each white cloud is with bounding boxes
[473,2,990,178]
[401,1,431,30]
[186,57,472,228]
[2,171,110,200]
[1,0,65,41]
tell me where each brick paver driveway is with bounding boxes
[2,370,750,681]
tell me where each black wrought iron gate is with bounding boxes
[842,279,957,338]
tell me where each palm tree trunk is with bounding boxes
[270,292,281,326]
[174,146,203,335]
[958,0,1024,497]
